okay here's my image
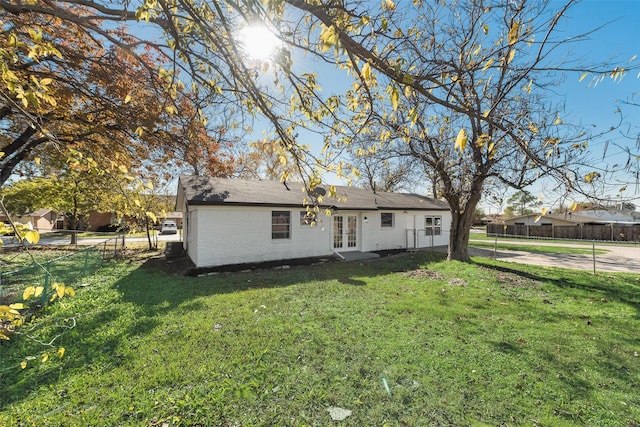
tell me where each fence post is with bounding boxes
[592,240,596,275]
[493,232,498,260]
[83,247,89,277]
[42,260,51,306]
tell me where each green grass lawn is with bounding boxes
[1,251,638,426]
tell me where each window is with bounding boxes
[272,211,291,239]
[381,213,394,228]
[425,216,442,236]
[300,210,317,226]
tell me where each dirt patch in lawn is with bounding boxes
[401,268,443,280]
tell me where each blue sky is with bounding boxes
[240,1,640,210]
[291,1,640,210]
[524,0,640,210]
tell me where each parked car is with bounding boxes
[160,220,178,235]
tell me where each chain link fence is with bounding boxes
[0,237,123,306]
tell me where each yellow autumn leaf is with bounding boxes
[569,201,578,212]
[23,286,35,300]
[483,25,489,35]
[65,287,75,297]
[541,207,548,216]
[146,211,158,223]
[391,86,399,111]
[508,21,519,45]
[507,49,515,64]
[9,303,25,310]
[361,62,372,81]
[579,72,588,82]
[319,24,338,51]
[35,157,41,165]
[40,78,52,85]
[55,283,65,299]
[23,230,40,244]
[487,141,496,157]
[57,347,65,358]
[21,361,27,369]
[124,94,132,104]
[454,129,468,152]
[118,164,128,174]
[534,215,542,223]
[42,353,49,363]
[482,58,494,71]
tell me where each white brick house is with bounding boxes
[176,176,451,269]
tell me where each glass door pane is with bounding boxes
[333,216,343,249]
[347,215,357,248]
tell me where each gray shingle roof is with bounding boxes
[179,176,449,211]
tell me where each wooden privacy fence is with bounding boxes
[487,223,640,242]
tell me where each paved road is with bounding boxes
[469,239,640,274]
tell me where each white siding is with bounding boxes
[359,210,451,251]
[184,205,451,268]
[189,206,333,268]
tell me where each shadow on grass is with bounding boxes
[0,250,446,411]
[119,250,448,310]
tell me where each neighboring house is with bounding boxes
[478,214,504,225]
[16,209,63,231]
[176,176,451,269]
[572,208,640,224]
[1,209,62,231]
[504,210,640,226]
[494,211,640,241]
[504,213,581,227]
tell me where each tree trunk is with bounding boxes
[69,214,78,245]
[145,217,155,250]
[446,193,483,262]
[448,210,473,262]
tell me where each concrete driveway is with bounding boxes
[469,239,640,274]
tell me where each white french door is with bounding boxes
[333,214,358,251]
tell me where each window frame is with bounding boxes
[271,210,291,239]
[425,215,442,236]
[381,212,394,228]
